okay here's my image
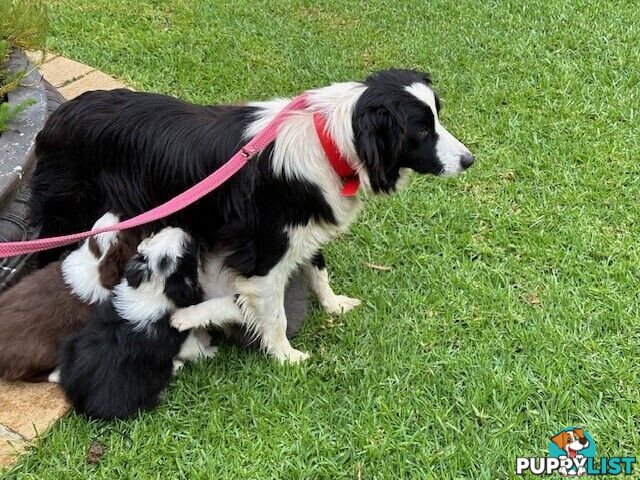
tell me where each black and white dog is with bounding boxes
[32,69,474,363]
[58,227,240,419]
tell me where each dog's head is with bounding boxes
[353,69,474,193]
[124,227,203,308]
[551,429,590,456]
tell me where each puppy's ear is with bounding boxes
[164,274,203,308]
[99,241,134,290]
[551,431,569,450]
[124,254,150,288]
[87,237,102,258]
[156,254,176,275]
[356,106,405,193]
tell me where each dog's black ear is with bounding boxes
[355,106,406,193]
[124,254,150,288]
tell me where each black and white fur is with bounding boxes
[32,69,474,363]
[58,227,237,419]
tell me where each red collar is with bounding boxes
[312,112,359,196]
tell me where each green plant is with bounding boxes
[0,0,47,133]
[0,98,34,131]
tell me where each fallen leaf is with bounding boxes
[364,262,392,271]
[87,440,107,465]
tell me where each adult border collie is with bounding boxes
[31,69,474,363]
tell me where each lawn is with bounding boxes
[5,0,640,478]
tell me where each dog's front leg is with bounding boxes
[171,296,242,331]
[236,271,310,364]
[303,251,361,315]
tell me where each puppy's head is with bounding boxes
[86,212,121,258]
[124,227,203,308]
[353,69,474,193]
[551,428,590,453]
[62,212,122,303]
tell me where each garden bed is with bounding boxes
[0,49,64,291]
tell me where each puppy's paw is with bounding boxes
[274,347,311,364]
[171,308,197,332]
[323,295,361,315]
[172,360,185,375]
[47,369,60,383]
[200,345,219,358]
[193,328,212,347]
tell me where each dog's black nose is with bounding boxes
[460,152,475,170]
[579,437,588,445]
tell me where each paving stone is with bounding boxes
[0,436,27,469]
[0,381,69,441]
[59,70,129,99]
[25,50,58,65]
[38,56,95,88]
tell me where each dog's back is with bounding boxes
[31,89,255,260]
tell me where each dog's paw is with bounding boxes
[171,308,197,332]
[273,347,311,364]
[323,295,361,315]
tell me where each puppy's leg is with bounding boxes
[177,329,218,362]
[303,251,361,315]
[236,269,310,364]
[171,296,242,332]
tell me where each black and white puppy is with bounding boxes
[32,68,474,363]
[58,227,237,420]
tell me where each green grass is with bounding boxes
[0,0,47,131]
[4,0,640,478]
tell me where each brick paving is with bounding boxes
[26,50,129,99]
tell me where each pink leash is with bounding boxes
[0,93,310,259]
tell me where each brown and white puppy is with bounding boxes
[0,213,139,382]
